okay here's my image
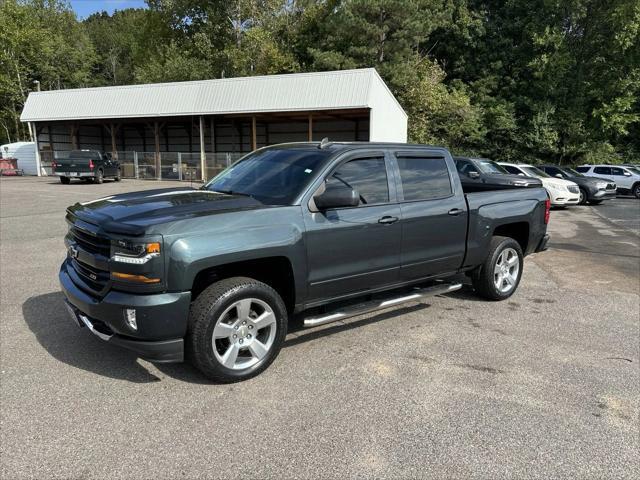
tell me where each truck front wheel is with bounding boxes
[187,277,288,383]
[472,236,523,300]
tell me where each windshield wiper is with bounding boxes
[211,189,253,198]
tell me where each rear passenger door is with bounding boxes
[392,151,467,280]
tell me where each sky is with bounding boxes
[69,0,148,19]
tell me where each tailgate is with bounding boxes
[55,157,92,173]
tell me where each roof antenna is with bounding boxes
[319,137,330,149]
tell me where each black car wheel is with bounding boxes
[187,277,288,383]
[60,176,70,184]
[633,183,640,199]
[578,188,588,205]
[472,236,524,301]
[94,169,104,184]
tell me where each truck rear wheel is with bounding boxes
[187,277,288,383]
[60,176,70,184]
[94,169,104,184]
[472,236,523,300]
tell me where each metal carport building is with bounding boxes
[20,68,407,181]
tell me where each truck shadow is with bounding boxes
[22,292,166,383]
[23,292,434,384]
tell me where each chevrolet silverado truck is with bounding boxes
[59,142,550,382]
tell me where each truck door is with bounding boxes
[392,151,467,280]
[303,153,401,302]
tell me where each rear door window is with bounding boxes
[327,157,389,205]
[396,156,452,201]
[594,167,611,175]
[575,166,590,173]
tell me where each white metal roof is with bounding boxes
[21,68,406,122]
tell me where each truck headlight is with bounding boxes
[112,242,161,264]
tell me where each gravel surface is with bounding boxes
[1,177,638,479]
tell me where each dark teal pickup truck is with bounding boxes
[53,149,121,184]
[59,142,550,382]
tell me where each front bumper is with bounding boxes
[592,189,617,200]
[548,190,580,206]
[59,261,190,363]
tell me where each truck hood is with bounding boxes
[480,173,542,187]
[67,187,266,235]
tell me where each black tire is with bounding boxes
[589,200,603,205]
[471,236,524,301]
[578,188,588,205]
[60,176,70,184]
[633,183,640,199]
[187,276,288,383]
[114,168,121,181]
[94,169,104,184]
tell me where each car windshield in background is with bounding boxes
[204,148,332,205]
[522,166,551,178]
[477,160,508,174]
[564,168,584,177]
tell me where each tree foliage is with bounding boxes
[0,0,638,163]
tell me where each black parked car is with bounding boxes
[539,165,616,205]
[454,157,542,192]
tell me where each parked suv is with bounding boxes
[59,142,550,382]
[498,163,580,206]
[575,165,640,198]
[454,157,542,191]
[52,150,121,184]
[539,165,616,205]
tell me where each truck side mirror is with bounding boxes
[468,171,480,179]
[314,183,360,210]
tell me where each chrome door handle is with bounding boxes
[448,208,464,216]
[378,216,399,224]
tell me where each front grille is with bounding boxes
[71,258,110,292]
[567,185,579,194]
[607,183,616,190]
[70,227,110,257]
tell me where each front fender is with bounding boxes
[163,207,307,298]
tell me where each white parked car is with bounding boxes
[498,163,580,206]
[575,165,640,198]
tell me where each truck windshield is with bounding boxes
[477,160,508,174]
[522,166,551,178]
[203,148,333,205]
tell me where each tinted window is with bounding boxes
[575,166,590,173]
[455,159,476,175]
[610,167,625,176]
[594,167,611,175]
[503,165,523,175]
[206,148,332,205]
[397,156,452,201]
[544,166,562,176]
[327,158,389,205]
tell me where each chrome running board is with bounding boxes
[303,282,462,328]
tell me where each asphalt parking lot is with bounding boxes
[1,177,638,479]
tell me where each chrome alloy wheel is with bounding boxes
[212,298,277,370]
[493,248,520,293]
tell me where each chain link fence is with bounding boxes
[40,150,243,182]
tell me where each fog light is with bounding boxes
[125,308,137,330]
